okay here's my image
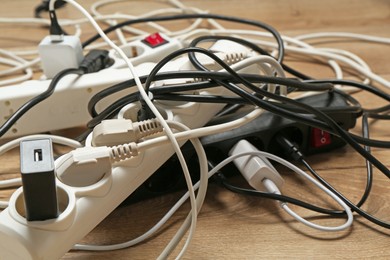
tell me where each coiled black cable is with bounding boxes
[138,46,390,179]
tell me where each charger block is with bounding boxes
[38,36,84,79]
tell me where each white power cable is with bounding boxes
[156,121,208,259]
[0,58,33,86]
[74,146,354,252]
[1,1,388,89]
[49,1,200,257]
[0,57,40,77]
[295,32,390,44]
[0,49,35,85]
[73,119,210,259]
[90,0,202,37]
[0,178,21,189]
[73,120,209,256]
[228,139,353,232]
[224,149,353,232]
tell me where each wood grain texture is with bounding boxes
[0,0,389,259]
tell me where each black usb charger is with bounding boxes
[20,139,58,221]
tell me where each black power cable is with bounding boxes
[86,72,329,129]
[275,134,390,229]
[0,50,110,138]
[185,35,313,117]
[88,71,331,118]
[0,68,84,138]
[86,46,389,151]
[305,79,390,103]
[85,45,390,152]
[138,46,390,179]
[34,0,67,18]
[365,104,390,120]
[361,113,373,207]
[187,35,312,80]
[301,159,390,228]
[215,172,345,217]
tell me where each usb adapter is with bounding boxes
[20,138,58,221]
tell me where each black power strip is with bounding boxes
[125,91,360,203]
[201,91,360,159]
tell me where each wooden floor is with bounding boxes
[0,0,389,259]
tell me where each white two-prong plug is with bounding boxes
[55,143,138,187]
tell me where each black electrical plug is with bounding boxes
[137,100,156,121]
[20,139,58,221]
[201,91,359,158]
[275,135,304,162]
[35,0,67,18]
[79,49,111,74]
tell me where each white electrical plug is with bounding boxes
[229,139,284,192]
[92,118,163,147]
[55,143,138,187]
[38,35,84,79]
[55,146,112,187]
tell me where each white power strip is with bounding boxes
[0,79,229,259]
[0,32,253,258]
[0,33,182,140]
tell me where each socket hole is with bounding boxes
[119,45,145,58]
[270,127,303,158]
[15,186,70,219]
[278,127,303,146]
[34,149,43,162]
[244,136,265,151]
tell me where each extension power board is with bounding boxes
[0,33,182,140]
[0,76,230,259]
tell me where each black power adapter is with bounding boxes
[20,139,58,221]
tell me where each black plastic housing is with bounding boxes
[20,139,58,221]
[201,91,359,159]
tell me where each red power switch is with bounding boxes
[310,128,332,148]
[142,33,168,48]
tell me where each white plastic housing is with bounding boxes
[229,139,284,192]
[0,69,231,260]
[38,35,84,79]
[0,64,150,140]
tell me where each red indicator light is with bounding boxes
[310,128,332,148]
[142,33,168,48]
